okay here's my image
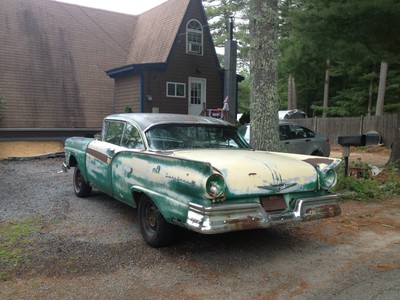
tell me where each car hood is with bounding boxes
[170,149,337,195]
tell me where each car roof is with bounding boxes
[105,113,234,132]
[278,109,307,120]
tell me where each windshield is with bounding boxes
[145,124,252,150]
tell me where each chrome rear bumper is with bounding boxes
[62,162,70,172]
[186,194,341,234]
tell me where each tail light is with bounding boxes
[206,174,226,200]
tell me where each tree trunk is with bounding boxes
[287,74,297,110]
[367,77,373,117]
[249,0,280,151]
[375,61,388,116]
[288,74,293,109]
[292,76,297,109]
[322,59,330,118]
[388,125,400,164]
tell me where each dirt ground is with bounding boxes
[0,147,399,299]
[0,141,64,160]
[330,145,391,167]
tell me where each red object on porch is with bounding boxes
[207,109,222,119]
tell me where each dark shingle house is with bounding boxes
[106,0,223,117]
[0,0,226,157]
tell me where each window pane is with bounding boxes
[187,19,203,55]
[146,125,251,150]
[105,121,124,145]
[167,83,175,96]
[191,82,201,104]
[188,20,202,30]
[121,124,144,149]
[176,84,185,97]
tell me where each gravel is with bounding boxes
[1,157,399,299]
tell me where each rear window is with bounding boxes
[146,125,251,150]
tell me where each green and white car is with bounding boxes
[63,113,341,247]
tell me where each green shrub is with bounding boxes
[333,161,400,200]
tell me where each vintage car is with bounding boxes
[63,113,342,247]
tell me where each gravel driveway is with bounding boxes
[1,157,399,299]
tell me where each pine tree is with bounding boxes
[249,0,280,151]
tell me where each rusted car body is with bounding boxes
[63,113,341,247]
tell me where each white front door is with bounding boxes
[188,77,206,116]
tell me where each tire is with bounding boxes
[73,166,92,197]
[138,195,176,247]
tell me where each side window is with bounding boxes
[303,127,316,138]
[279,125,296,140]
[292,125,306,139]
[186,19,203,55]
[104,121,125,145]
[121,124,144,150]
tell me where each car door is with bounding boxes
[86,120,125,196]
[111,123,146,205]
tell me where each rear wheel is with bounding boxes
[73,166,92,197]
[138,195,176,247]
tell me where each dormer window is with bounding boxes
[186,19,203,55]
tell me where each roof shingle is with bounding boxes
[126,0,190,65]
[0,0,189,128]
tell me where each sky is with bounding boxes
[55,0,168,15]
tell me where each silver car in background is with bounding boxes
[239,122,331,157]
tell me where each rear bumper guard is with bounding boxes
[62,162,70,172]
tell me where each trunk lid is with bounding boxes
[171,149,321,195]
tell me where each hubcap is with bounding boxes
[76,171,82,189]
[147,205,157,229]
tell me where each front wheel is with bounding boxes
[138,195,176,247]
[73,166,92,197]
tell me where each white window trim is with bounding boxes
[186,19,203,56]
[166,82,186,98]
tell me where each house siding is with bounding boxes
[0,0,136,129]
[114,74,141,113]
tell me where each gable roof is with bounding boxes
[0,0,211,129]
[125,0,190,65]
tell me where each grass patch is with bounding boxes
[0,218,42,280]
